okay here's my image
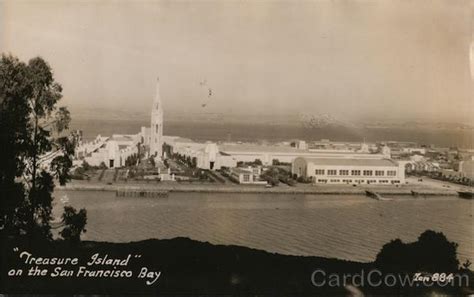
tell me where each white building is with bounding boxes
[404,160,440,173]
[310,140,378,152]
[402,147,426,155]
[458,160,474,179]
[74,134,109,160]
[75,78,163,168]
[292,157,405,185]
[75,134,141,168]
[169,138,237,170]
[218,143,387,166]
[228,167,267,184]
[167,140,392,171]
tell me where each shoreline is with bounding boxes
[58,182,460,196]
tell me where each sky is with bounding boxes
[1,0,472,123]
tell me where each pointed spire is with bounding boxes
[155,76,160,96]
[150,76,163,159]
[153,76,162,112]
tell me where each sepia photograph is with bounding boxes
[0,0,473,295]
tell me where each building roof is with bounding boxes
[301,158,398,167]
[220,143,384,157]
[220,144,301,153]
[168,136,195,143]
[110,135,134,142]
[231,168,253,174]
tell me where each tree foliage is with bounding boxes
[375,230,460,272]
[125,153,140,167]
[0,54,87,241]
[149,156,156,168]
[59,206,87,243]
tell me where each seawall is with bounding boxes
[58,182,458,196]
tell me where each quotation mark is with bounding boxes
[13,247,19,252]
[134,254,142,258]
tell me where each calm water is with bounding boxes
[54,191,473,263]
[70,119,473,148]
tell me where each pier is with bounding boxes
[116,189,169,198]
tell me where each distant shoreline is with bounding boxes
[69,118,474,149]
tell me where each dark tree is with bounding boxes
[59,206,87,243]
[0,55,31,236]
[0,54,86,241]
[415,230,459,272]
[375,230,460,272]
[81,160,92,171]
[149,156,156,168]
[162,142,172,158]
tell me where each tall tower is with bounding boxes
[150,77,163,158]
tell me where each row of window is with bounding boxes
[315,169,397,177]
[317,179,401,184]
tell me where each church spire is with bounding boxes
[150,77,163,159]
[153,77,162,112]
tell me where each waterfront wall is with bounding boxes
[58,183,458,196]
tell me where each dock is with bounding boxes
[116,189,169,198]
[457,191,473,199]
[365,190,392,201]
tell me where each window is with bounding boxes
[315,169,325,175]
[327,169,337,175]
[387,170,397,176]
[330,179,340,183]
[363,170,373,176]
[375,170,384,176]
[351,170,361,176]
[317,179,328,183]
[339,170,349,176]
[243,174,250,182]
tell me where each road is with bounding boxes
[406,176,471,192]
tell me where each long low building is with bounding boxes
[218,143,387,165]
[166,140,393,171]
[292,157,405,185]
[165,137,237,170]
